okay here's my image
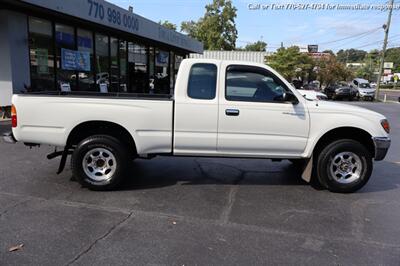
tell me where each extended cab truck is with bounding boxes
[4,59,391,193]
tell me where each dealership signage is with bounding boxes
[308,45,319,53]
[20,0,203,53]
[384,62,394,69]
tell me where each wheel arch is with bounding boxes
[66,120,137,158]
[312,127,375,159]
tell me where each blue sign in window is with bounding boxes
[61,48,91,72]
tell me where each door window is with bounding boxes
[225,66,289,103]
[187,64,217,100]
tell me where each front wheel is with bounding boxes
[71,135,129,191]
[315,139,373,193]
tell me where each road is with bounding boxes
[0,102,399,265]
[378,89,400,102]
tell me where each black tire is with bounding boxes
[315,139,373,193]
[71,135,129,191]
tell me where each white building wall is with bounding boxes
[190,51,272,64]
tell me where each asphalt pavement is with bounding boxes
[0,102,399,265]
[379,89,400,102]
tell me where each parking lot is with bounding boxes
[0,102,399,265]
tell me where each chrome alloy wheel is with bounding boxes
[330,152,362,184]
[82,148,117,182]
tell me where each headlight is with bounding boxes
[381,119,390,133]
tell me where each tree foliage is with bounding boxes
[322,50,335,56]
[159,20,177,31]
[336,49,367,63]
[316,57,354,86]
[385,47,400,72]
[181,0,238,50]
[266,46,314,82]
[266,46,354,86]
[241,41,267,51]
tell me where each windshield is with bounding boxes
[360,83,371,88]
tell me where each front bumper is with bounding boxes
[2,131,17,144]
[372,137,391,161]
[360,93,375,98]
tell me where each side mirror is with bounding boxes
[283,91,299,104]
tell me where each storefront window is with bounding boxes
[119,40,127,92]
[128,42,148,93]
[148,47,155,93]
[155,49,170,94]
[95,33,109,92]
[77,29,95,91]
[28,17,55,91]
[55,24,76,91]
[110,37,119,92]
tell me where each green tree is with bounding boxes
[242,41,267,51]
[355,66,374,81]
[337,49,367,63]
[316,57,354,86]
[322,50,335,56]
[355,49,381,80]
[159,20,177,31]
[385,47,400,72]
[181,0,238,50]
[266,46,315,82]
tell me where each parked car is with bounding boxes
[302,83,321,91]
[351,78,376,101]
[324,83,356,100]
[4,59,391,193]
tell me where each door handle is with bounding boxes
[282,112,305,116]
[226,109,240,116]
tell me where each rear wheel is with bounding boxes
[315,139,372,193]
[71,135,129,191]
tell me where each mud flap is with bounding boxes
[47,146,73,174]
[301,156,313,182]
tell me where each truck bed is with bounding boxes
[12,93,174,155]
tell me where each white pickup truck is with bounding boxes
[4,59,391,193]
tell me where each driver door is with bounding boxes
[217,64,310,157]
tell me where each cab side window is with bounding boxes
[187,63,217,100]
[225,65,288,103]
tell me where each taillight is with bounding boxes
[11,105,17,128]
[381,119,390,134]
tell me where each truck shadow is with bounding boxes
[119,158,400,193]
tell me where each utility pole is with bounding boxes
[376,0,394,100]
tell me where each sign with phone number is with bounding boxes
[87,0,139,32]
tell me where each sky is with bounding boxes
[108,0,400,52]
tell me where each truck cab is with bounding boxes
[173,60,309,158]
